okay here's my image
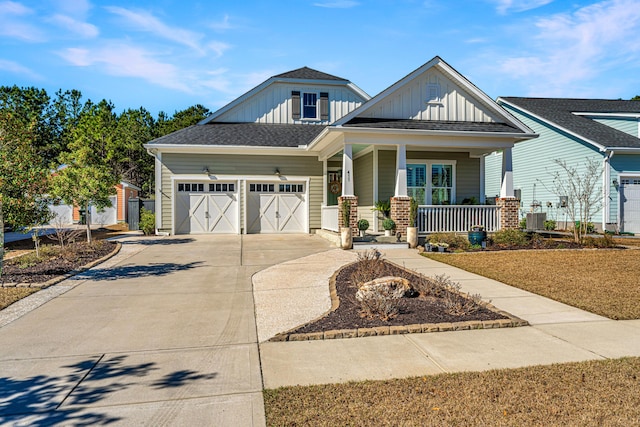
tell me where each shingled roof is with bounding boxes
[343,117,524,133]
[500,97,640,149]
[147,122,326,148]
[273,66,347,82]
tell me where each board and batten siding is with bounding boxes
[591,117,639,138]
[160,153,323,232]
[497,105,605,223]
[215,83,365,124]
[360,68,500,123]
[354,151,374,206]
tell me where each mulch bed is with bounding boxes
[1,241,117,286]
[287,260,509,335]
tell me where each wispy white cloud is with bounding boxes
[47,14,99,38]
[0,1,45,41]
[491,0,553,14]
[105,6,208,54]
[210,14,234,32]
[0,58,42,79]
[498,0,640,96]
[59,42,193,93]
[313,1,359,8]
[207,41,231,58]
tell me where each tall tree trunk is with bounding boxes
[85,202,92,244]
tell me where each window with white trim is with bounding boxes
[302,93,317,119]
[209,183,235,192]
[178,183,204,192]
[407,161,456,204]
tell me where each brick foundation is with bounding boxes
[497,197,520,230]
[390,196,411,236]
[338,196,359,235]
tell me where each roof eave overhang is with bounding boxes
[143,143,317,156]
[606,147,640,154]
[497,98,609,152]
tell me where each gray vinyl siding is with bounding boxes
[377,150,396,201]
[484,152,503,200]
[376,149,479,204]
[406,151,479,204]
[498,105,604,223]
[354,152,374,206]
[592,117,639,137]
[160,153,323,232]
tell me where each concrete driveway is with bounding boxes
[0,234,332,426]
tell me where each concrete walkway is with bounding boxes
[0,234,333,426]
[257,248,640,388]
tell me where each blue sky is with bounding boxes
[1,0,639,116]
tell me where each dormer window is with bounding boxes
[303,93,317,118]
[291,91,329,121]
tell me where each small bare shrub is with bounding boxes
[356,285,401,320]
[47,215,84,248]
[432,274,486,316]
[350,249,388,286]
[583,234,616,248]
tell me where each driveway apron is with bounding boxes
[0,234,332,426]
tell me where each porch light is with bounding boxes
[613,178,618,187]
[274,168,281,176]
[203,166,210,175]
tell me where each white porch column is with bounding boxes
[500,147,514,198]
[341,144,354,196]
[394,144,408,197]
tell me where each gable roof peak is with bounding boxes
[272,66,348,82]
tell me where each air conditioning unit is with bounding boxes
[526,212,546,231]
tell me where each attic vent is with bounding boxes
[426,83,441,103]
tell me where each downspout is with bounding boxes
[603,150,614,231]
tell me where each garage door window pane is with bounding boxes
[178,183,184,191]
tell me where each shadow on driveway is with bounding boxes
[0,355,217,426]
[70,261,204,281]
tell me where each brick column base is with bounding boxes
[497,197,520,230]
[338,196,359,235]
[391,196,411,236]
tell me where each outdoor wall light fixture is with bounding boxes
[202,166,210,175]
[613,178,619,187]
[274,168,281,176]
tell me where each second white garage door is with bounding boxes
[175,181,239,234]
[246,182,307,233]
[620,178,640,234]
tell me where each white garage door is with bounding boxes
[90,196,117,226]
[175,181,239,234]
[620,178,640,234]
[48,202,73,225]
[247,182,307,233]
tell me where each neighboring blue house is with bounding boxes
[485,97,640,234]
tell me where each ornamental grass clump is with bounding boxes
[350,249,388,286]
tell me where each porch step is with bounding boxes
[353,241,409,250]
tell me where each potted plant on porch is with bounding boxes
[357,219,369,237]
[340,199,352,249]
[406,197,418,248]
[382,218,395,237]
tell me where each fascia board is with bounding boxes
[606,147,640,154]
[497,98,608,152]
[145,144,317,156]
[573,112,640,119]
[336,125,537,140]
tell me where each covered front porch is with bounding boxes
[316,138,520,236]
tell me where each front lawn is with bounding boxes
[265,357,640,426]
[425,249,640,320]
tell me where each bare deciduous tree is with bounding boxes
[542,158,602,243]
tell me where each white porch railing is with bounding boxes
[417,205,501,234]
[321,205,339,232]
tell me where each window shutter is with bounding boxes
[291,91,301,119]
[320,92,329,120]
